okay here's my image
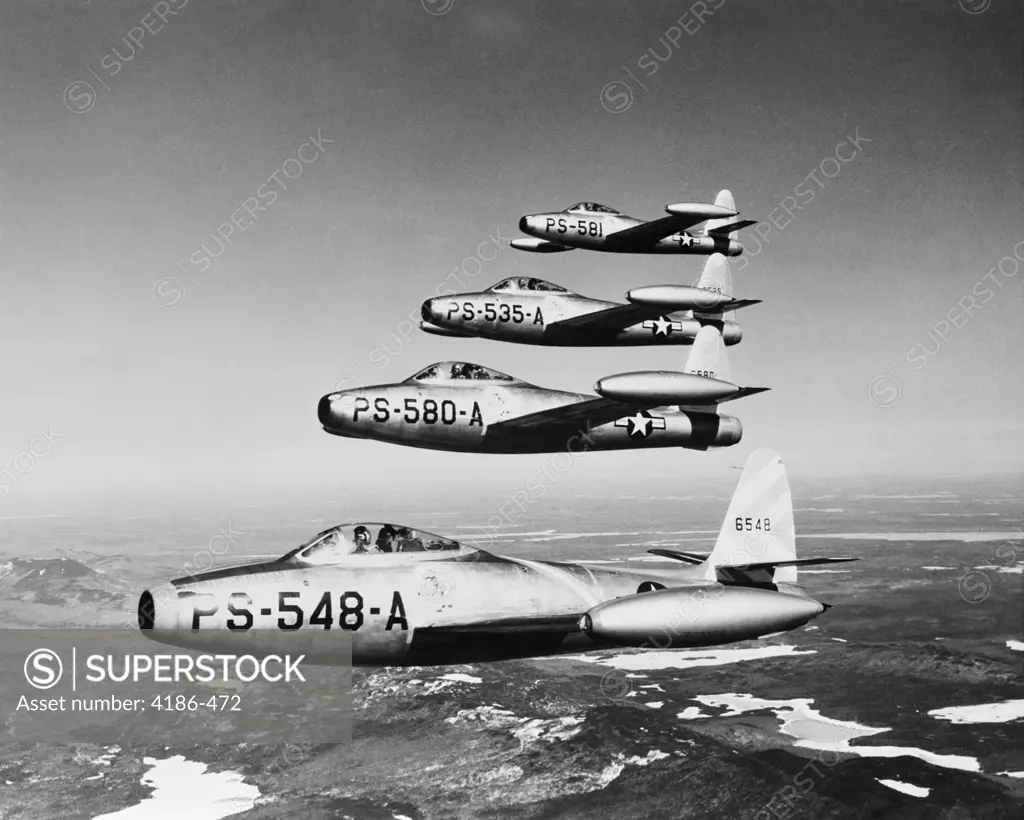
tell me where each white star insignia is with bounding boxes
[642,316,683,337]
[615,411,667,438]
[677,233,694,247]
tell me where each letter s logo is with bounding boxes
[24,648,63,689]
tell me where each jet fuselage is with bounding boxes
[318,380,741,453]
[140,550,822,666]
[420,291,743,347]
[519,213,743,256]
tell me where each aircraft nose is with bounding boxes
[421,298,436,322]
[519,216,528,233]
[138,584,178,631]
[318,394,336,428]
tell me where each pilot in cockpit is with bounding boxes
[351,526,372,554]
[375,525,397,553]
[396,527,425,552]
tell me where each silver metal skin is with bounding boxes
[138,450,845,667]
[513,199,749,256]
[594,372,742,405]
[626,285,736,312]
[420,278,745,348]
[582,585,824,648]
[138,533,822,666]
[317,362,745,454]
[138,550,712,665]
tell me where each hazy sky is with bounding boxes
[1,0,1021,508]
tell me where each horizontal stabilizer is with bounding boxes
[673,386,770,416]
[707,218,757,235]
[722,386,770,403]
[717,556,859,572]
[717,298,761,311]
[646,548,707,565]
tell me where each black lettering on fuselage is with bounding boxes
[226,593,252,630]
[386,591,408,631]
[191,600,219,630]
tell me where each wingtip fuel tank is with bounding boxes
[594,371,741,405]
[664,202,737,220]
[626,285,737,312]
[580,585,825,648]
[509,238,573,253]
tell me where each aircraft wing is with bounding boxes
[415,613,583,635]
[604,214,708,250]
[545,304,666,339]
[487,397,651,434]
[406,612,586,663]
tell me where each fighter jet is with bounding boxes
[420,253,759,347]
[512,190,756,256]
[318,322,767,453]
[138,449,856,666]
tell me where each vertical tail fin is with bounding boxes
[699,449,798,584]
[693,253,736,322]
[683,324,730,388]
[702,190,737,236]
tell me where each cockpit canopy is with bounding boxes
[488,277,570,294]
[564,202,620,214]
[405,361,516,383]
[282,524,467,565]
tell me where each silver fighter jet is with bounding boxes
[420,253,759,347]
[512,190,756,256]
[318,323,766,453]
[138,450,856,666]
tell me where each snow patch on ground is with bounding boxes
[680,693,981,773]
[92,756,259,820]
[974,563,1024,575]
[927,699,1024,724]
[877,778,929,797]
[587,644,817,671]
[439,673,482,684]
